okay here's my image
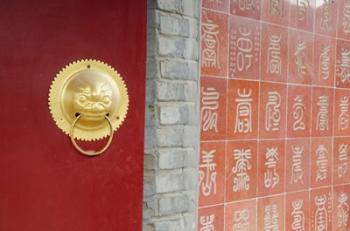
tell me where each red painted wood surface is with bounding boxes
[0,1,146,230]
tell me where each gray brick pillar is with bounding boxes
[143,0,200,230]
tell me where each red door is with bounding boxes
[0,1,146,230]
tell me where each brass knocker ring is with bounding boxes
[69,114,114,156]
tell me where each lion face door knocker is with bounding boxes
[49,59,129,156]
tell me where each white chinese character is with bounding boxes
[297,0,310,22]
[200,214,215,231]
[314,195,328,231]
[232,149,252,192]
[293,95,306,131]
[339,96,349,131]
[264,147,279,189]
[202,18,220,69]
[337,192,350,228]
[343,0,350,33]
[233,209,250,231]
[319,45,330,80]
[267,35,282,75]
[316,95,329,131]
[238,0,254,11]
[236,27,253,72]
[316,145,329,182]
[199,150,217,196]
[338,144,349,178]
[339,47,350,83]
[201,87,219,133]
[269,0,282,16]
[234,88,252,134]
[265,92,281,132]
[264,204,279,231]
[291,199,305,231]
[321,0,331,30]
[290,145,304,185]
[295,40,307,76]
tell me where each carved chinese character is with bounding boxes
[201,87,219,133]
[267,35,282,75]
[291,199,305,231]
[339,47,350,83]
[199,150,217,196]
[264,204,279,231]
[265,92,281,132]
[319,45,331,80]
[202,19,220,69]
[316,145,329,182]
[290,145,304,185]
[297,0,310,22]
[232,149,252,192]
[337,192,350,228]
[316,95,329,131]
[269,0,283,16]
[200,214,215,231]
[314,195,328,231]
[295,40,307,76]
[233,209,250,231]
[321,0,331,30]
[293,95,306,131]
[338,144,349,178]
[234,88,252,134]
[343,0,350,33]
[339,96,350,131]
[264,147,279,189]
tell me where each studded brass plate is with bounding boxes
[49,59,129,142]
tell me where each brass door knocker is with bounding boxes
[49,59,129,156]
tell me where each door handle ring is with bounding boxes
[69,114,114,156]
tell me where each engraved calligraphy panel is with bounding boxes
[289,0,315,32]
[227,80,259,139]
[337,0,350,41]
[311,187,333,231]
[334,137,350,185]
[286,138,310,192]
[258,140,285,196]
[336,39,350,88]
[199,141,226,206]
[261,0,290,25]
[200,77,227,141]
[333,185,350,231]
[203,0,229,12]
[286,191,310,231]
[230,0,261,19]
[225,199,257,231]
[261,23,288,83]
[311,137,332,188]
[315,0,337,36]
[226,140,257,202]
[288,29,314,84]
[229,16,260,80]
[198,205,225,231]
[313,35,336,87]
[311,87,334,137]
[201,9,228,77]
[334,89,350,136]
[287,85,312,138]
[258,195,285,231]
[259,82,287,139]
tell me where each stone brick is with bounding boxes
[157,0,183,14]
[155,81,197,102]
[159,103,195,125]
[155,126,183,147]
[158,148,185,169]
[154,218,185,231]
[158,194,189,216]
[158,36,197,60]
[160,60,198,80]
[159,14,190,37]
[155,171,184,193]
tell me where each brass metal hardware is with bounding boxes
[49,59,129,156]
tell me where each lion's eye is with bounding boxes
[102,96,110,103]
[79,95,88,102]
